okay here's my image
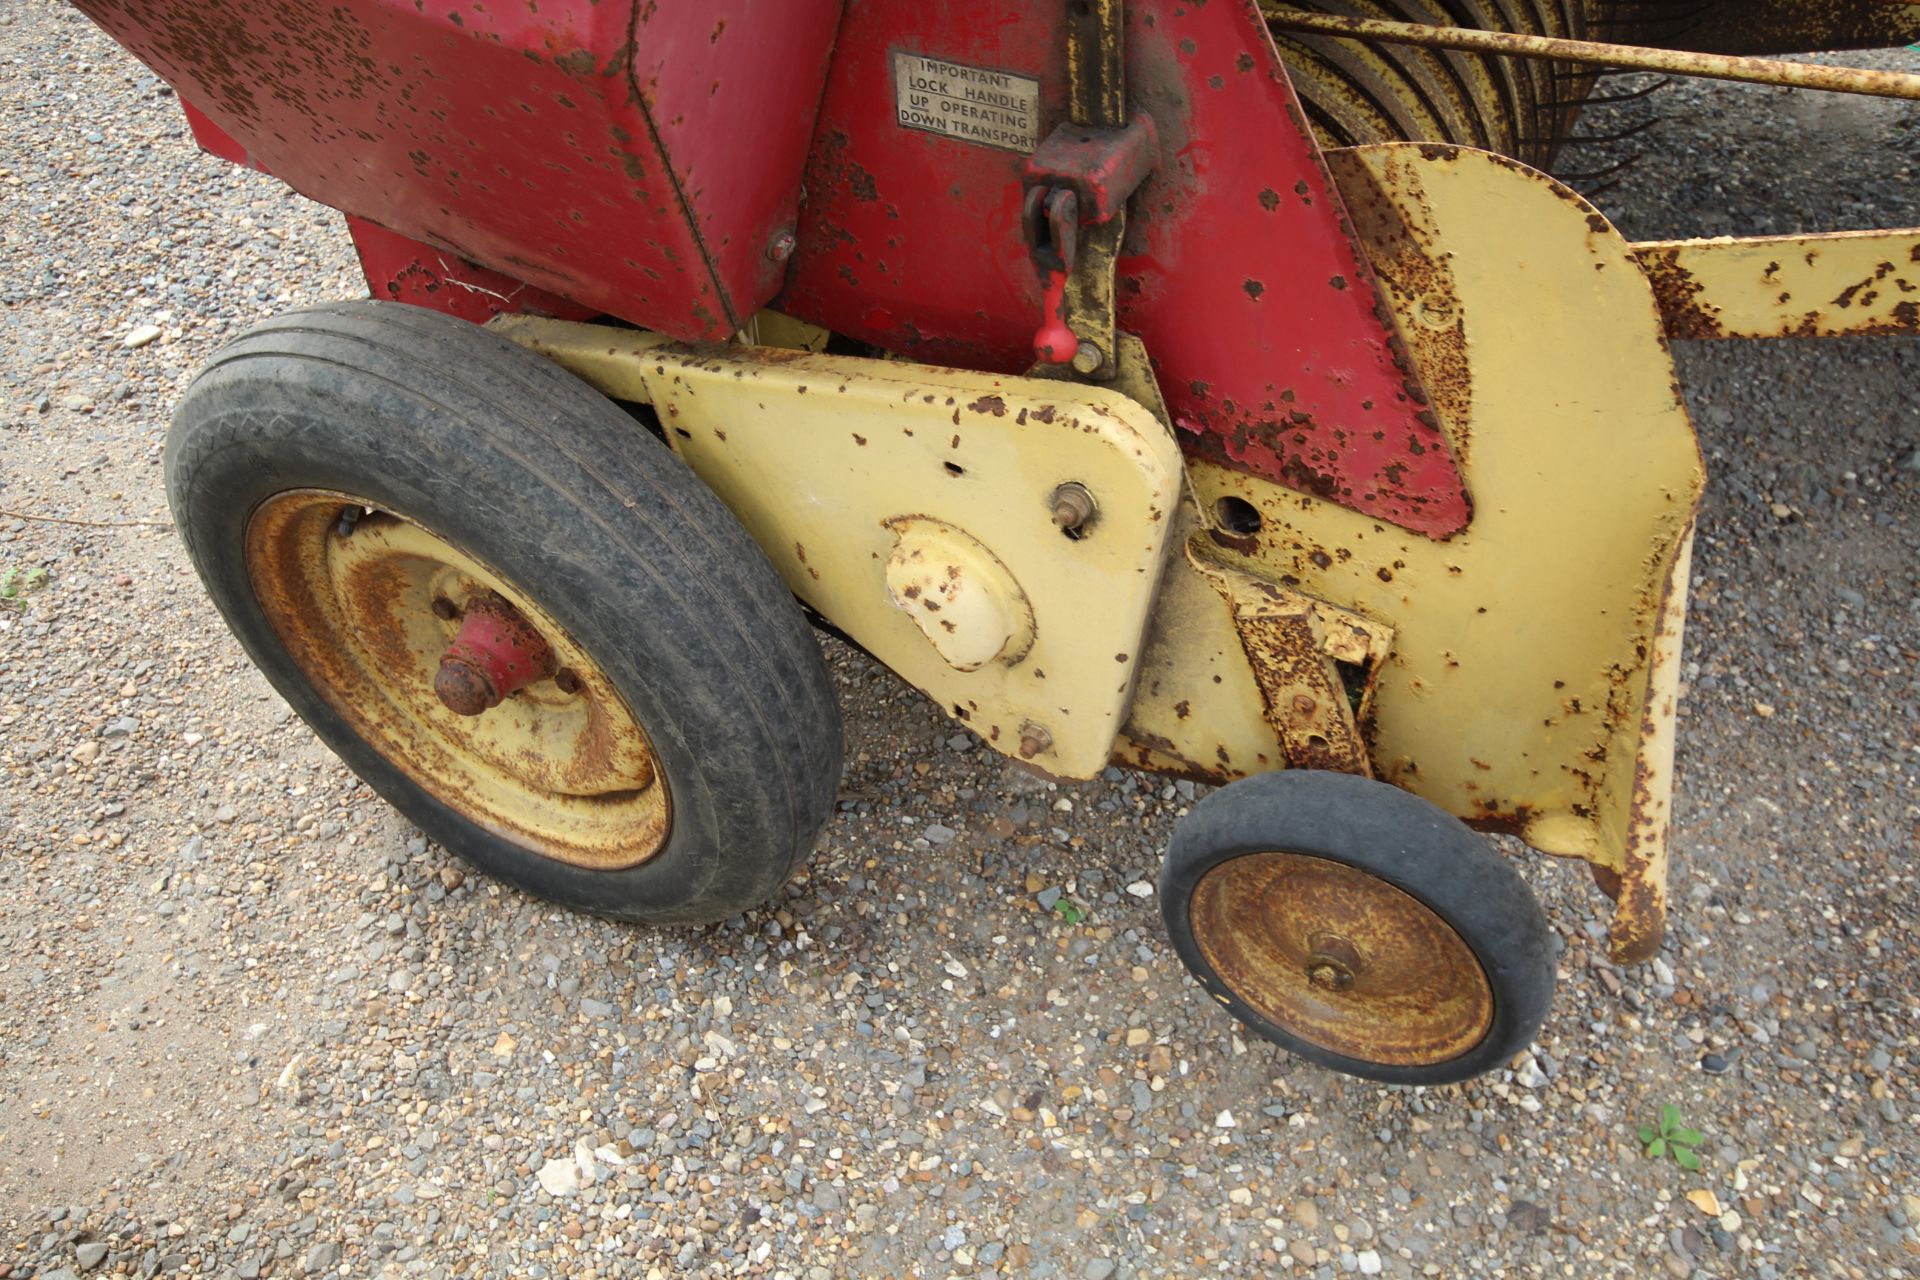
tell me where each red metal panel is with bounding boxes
[73,0,842,342]
[347,218,598,325]
[780,0,1469,537]
[179,99,256,170]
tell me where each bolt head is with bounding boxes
[1048,482,1096,535]
[767,231,797,262]
[1069,340,1105,375]
[434,658,499,717]
[1306,934,1363,991]
[1308,962,1353,991]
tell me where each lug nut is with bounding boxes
[1305,934,1363,992]
[1308,961,1354,991]
[1018,722,1053,760]
[1049,482,1096,536]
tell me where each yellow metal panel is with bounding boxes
[1160,144,1702,959]
[489,319,673,398]
[490,320,1184,780]
[1118,499,1291,783]
[645,350,1181,779]
[1634,230,1920,339]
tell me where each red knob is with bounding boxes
[1033,269,1077,365]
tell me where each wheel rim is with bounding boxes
[1188,851,1494,1067]
[245,489,670,870]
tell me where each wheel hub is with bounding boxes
[432,591,558,716]
[1187,851,1495,1067]
[1304,933,1362,992]
[244,489,671,871]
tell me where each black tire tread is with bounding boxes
[1158,770,1555,1086]
[167,300,842,924]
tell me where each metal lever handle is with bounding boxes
[1023,185,1081,364]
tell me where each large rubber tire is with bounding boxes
[166,300,843,924]
[1159,771,1554,1085]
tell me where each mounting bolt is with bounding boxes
[1049,482,1096,536]
[1291,693,1317,718]
[1417,294,1457,330]
[767,231,797,263]
[1305,934,1362,991]
[1018,722,1053,760]
[1308,961,1354,992]
[431,596,460,621]
[1070,339,1105,376]
[554,668,584,695]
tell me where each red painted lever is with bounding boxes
[1023,185,1081,365]
[1034,269,1077,365]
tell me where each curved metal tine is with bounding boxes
[1550,152,1642,183]
[1525,113,1663,146]
[1583,75,1672,105]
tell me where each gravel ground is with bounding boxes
[3,6,1917,1278]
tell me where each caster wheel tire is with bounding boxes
[166,300,843,925]
[1159,771,1554,1084]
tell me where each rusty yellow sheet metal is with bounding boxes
[1633,230,1920,339]
[1183,540,1391,777]
[1142,144,1703,961]
[490,317,1184,780]
[1600,530,1694,963]
[1118,497,1293,784]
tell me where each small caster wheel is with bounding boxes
[167,301,843,924]
[1159,771,1554,1084]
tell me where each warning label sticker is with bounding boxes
[893,51,1041,153]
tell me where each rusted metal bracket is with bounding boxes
[1260,6,1920,101]
[1023,0,1147,379]
[1186,538,1393,777]
[1026,115,1158,225]
[1633,229,1920,340]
